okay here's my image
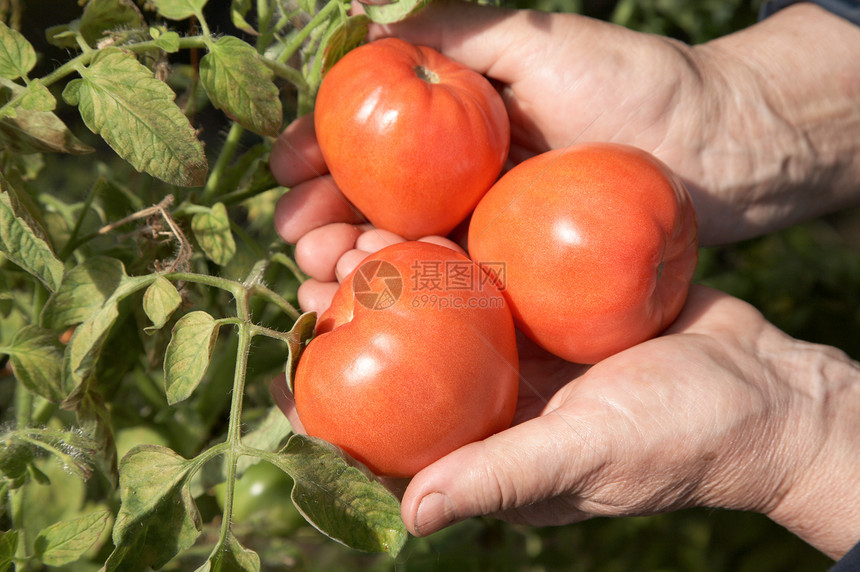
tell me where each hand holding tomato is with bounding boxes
[289,241,519,478]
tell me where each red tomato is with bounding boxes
[468,143,698,364]
[314,38,510,240]
[293,241,519,477]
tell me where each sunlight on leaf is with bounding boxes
[164,311,220,405]
[0,21,36,80]
[62,48,207,186]
[0,173,64,291]
[271,435,407,556]
[200,36,282,137]
[143,275,182,332]
[34,509,111,567]
[153,0,209,21]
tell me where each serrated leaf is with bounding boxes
[6,325,65,402]
[0,77,94,154]
[0,21,36,80]
[322,15,370,73]
[153,0,208,20]
[164,311,220,405]
[0,530,18,572]
[143,275,182,331]
[192,202,236,266]
[272,435,407,556]
[363,0,428,24]
[62,48,207,186]
[199,36,282,137]
[104,445,201,572]
[34,509,111,566]
[46,0,144,49]
[196,533,260,572]
[284,311,316,393]
[0,174,64,291]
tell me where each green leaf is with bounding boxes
[164,311,220,405]
[363,0,428,24]
[0,173,65,291]
[62,48,207,187]
[200,36,282,137]
[19,79,56,112]
[230,0,256,35]
[6,325,65,402]
[41,256,126,330]
[0,21,36,80]
[192,203,237,266]
[284,311,316,393]
[0,530,18,572]
[322,15,370,74]
[271,435,407,556]
[143,275,182,332]
[104,445,201,572]
[196,533,260,572]
[34,509,111,567]
[46,0,144,49]
[151,29,181,53]
[0,77,94,154]
[40,257,154,396]
[152,0,209,21]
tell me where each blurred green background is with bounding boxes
[9,0,860,570]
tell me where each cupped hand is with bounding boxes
[400,285,830,543]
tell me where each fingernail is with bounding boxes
[414,492,455,536]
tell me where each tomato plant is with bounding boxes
[292,241,519,477]
[468,143,699,364]
[314,37,510,240]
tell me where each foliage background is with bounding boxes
[2,0,858,570]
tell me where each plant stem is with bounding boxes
[201,122,245,204]
[278,0,340,65]
[215,316,254,551]
[59,176,105,261]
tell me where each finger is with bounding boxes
[274,176,366,244]
[368,2,544,85]
[354,228,406,252]
[335,248,374,281]
[401,412,597,536]
[295,223,363,281]
[270,113,329,187]
[417,235,467,255]
[297,279,341,315]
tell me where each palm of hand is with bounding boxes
[452,286,795,529]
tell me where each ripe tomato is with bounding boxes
[314,38,510,240]
[468,143,698,364]
[293,241,519,477]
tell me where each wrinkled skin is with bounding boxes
[270,1,860,559]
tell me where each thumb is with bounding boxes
[367,1,542,84]
[401,411,599,536]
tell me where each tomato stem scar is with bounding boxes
[414,65,440,84]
